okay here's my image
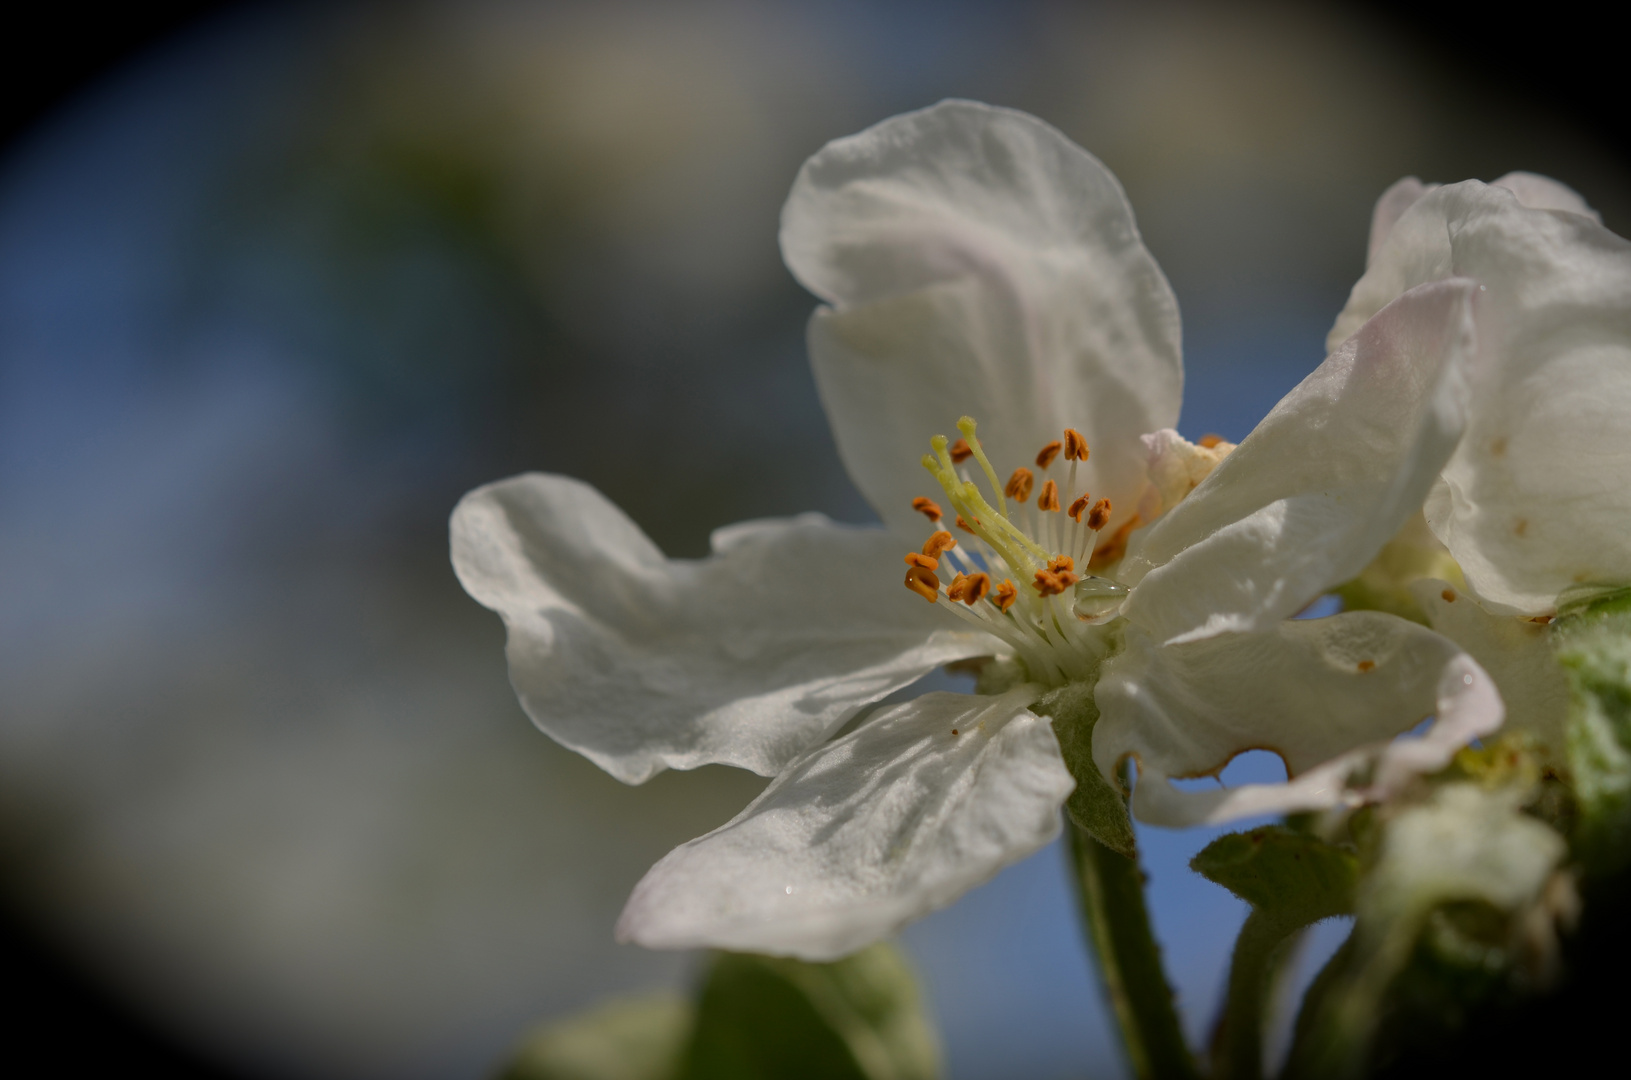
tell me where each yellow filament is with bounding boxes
[956,416,1007,518]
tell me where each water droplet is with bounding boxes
[1072,575,1129,617]
[785,885,794,895]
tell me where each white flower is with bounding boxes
[1330,171,1631,749]
[451,101,1499,959]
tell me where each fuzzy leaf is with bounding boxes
[1038,681,1136,857]
[1192,826,1358,930]
[1554,585,1631,875]
[679,944,939,1080]
[501,994,692,1080]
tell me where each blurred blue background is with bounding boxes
[2,2,1626,1078]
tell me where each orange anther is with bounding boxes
[1357,660,1376,673]
[949,438,974,464]
[1067,495,1091,523]
[1087,498,1112,531]
[904,565,940,602]
[1033,568,1079,597]
[992,580,1018,611]
[1005,467,1035,503]
[1048,555,1075,574]
[1037,480,1060,512]
[1035,440,1063,469]
[954,515,977,534]
[905,552,939,571]
[1199,433,1226,449]
[912,496,943,522]
[923,531,957,558]
[1063,429,1089,461]
[1441,588,1457,602]
[949,571,991,605]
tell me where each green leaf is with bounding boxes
[678,943,939,1080]
[1553,585,1631,875]
[1038,680,1136,858]
[500,994,693,1080]
[1192,826,1359,930]
[1192,827,1358,1079]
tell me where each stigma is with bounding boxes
[900,416,1131,684]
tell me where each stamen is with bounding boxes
[949,571,991,605]
[1067,495,1090,523]
[957,417,1008,518]
[1005,468,1035,503]
[1199,433,1226,449]
[1087,498,1112,531]
[992,580,1018,612]
[905,565,940,602]
[1037,480,1060,512]
[949,438,974,464]
[1063,429,1089,461]
[1035,440,1063,469]
[905,552,939,571]
[1048,555,1075,574]
[923,532,957,558]
[912,496,943,522]
[954,515,977,534]
[1033,567,1079,597]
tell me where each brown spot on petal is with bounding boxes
[951,728,960,737]
[1357,660,1376,673]
[1035,440,1063,469]
[1514,517,1530,537]
[1442,588,1457,602]
[1491,436,1508,457]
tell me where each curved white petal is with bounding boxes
[782,100,1182,536]
[1368,177,1437,267]
[1409,579,1569,750]
[450,474,992,784]
[1121,280,1476,645]
[1094,613,1502,827]
[616,687,1074,960]
[1333,181,1631,611]
[1491,171,1600,222]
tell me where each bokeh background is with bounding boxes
[2,2,1626,1078]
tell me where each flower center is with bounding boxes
[901,415,1129,684]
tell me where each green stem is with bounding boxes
[1210,914,1298,1080]
[1067,823,1199,1080]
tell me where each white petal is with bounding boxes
[450,474,992,784]
[782,100,1182,535]
[1094,614,1502,827]
[1367,176,1437,268]
[616,687,1074,960]
[1121,280,1476,645]
[1491,171,1601,222]
[1335,180,1631,611]
[1409,579,1569,750]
